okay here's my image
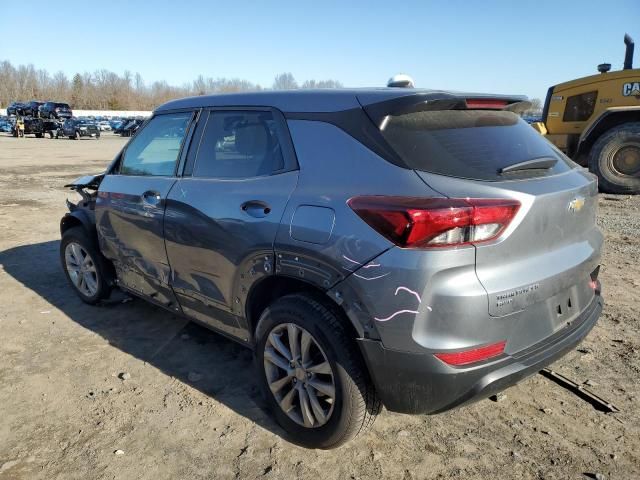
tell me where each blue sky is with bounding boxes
[1,0,639,100]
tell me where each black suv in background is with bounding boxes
[41,102,73,119]
[60,118,100,139]
[23,101,44,117]
[7,102,26,116]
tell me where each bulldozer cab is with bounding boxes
[534,34,640,194]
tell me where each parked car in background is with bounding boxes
[59,88,603,448]
[41,102,73,119]
[7,102,26,116]
[120,118,144,137]
[0,120,13,133]
[522,115,542,124]
[111,118,131,134]
[98,121,112,131]
[60,118,100,139]
[23,101,44,117]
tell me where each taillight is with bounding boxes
[434,340,506,366]
[465,99,508,109]
[347,196,520,248]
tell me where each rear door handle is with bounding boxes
[142,190,161,206]
[241,200,271,218]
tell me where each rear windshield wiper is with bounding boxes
[500,157,558,174]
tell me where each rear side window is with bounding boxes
[192,111,284,178]
[563,91,597,122]
[380,110,572,181]
[120,112,191,176]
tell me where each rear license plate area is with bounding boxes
[549,287,579,332]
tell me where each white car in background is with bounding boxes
[98,121,112,131]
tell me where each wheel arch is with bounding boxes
[577,108,640,157]
[245,275,361,345]
[60,210,97,241]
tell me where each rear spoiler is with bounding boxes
[361,92,529,129]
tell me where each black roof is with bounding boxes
[155,88,527,114]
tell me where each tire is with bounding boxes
[60,226,112,304]
[589,122,640,194]
[255,294,380,449]
[75,130,80,140]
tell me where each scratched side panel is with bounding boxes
[274,120,445,307]
[329,246,494,354]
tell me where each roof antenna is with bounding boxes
[387,74,415,88]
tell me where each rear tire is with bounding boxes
[589,123,640,194]
[75,130,80,140]
[60,227,112,304]
[255,294,380,449]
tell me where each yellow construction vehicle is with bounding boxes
[532,34,640,193]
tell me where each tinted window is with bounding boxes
[563,91,597,122]
[193,111,284,178]
[380,110,572,181]
[120,113,191,176]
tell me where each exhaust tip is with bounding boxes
[624,33,634,70]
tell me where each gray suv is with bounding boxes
[59,89,604,448]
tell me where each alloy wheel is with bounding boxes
[64,242,98,297]
[263,323,336,428]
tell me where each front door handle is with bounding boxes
[142,190,161,206]
[241,200,271,218]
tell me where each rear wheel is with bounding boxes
[255,294,380,449]
[75,130,80,140]
[589,123,640,194]
[60,227,112,304]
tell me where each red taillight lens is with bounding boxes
[347,196,520,248]
[434,340,506,366]
[465,99,508,109]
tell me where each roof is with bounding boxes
[155,88,528,114]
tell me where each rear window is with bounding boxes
[380,110,572,181]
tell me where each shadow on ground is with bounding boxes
[0,240,283,438]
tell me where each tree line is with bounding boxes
[0,60,343,111]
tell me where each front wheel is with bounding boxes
[255,294,380,449]
[60,227,112,304]
[589,123,640,194]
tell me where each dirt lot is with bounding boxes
[0,134,638,480]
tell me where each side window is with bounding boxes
[192,111,285,178]
[563,91,597,122]
[120,112,192,176]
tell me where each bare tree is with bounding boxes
[0,60,346,111]
[301,79,343,89]
[272,72,298,90]
[529,98,542,111]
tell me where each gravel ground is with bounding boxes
[0,134,638,479]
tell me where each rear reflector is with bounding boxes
[347,196,520,248]
[434,340,506,366]
[465,99,508,109]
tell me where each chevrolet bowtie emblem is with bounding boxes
[568,196,585,213]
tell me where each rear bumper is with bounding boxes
[358,294,603,414]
